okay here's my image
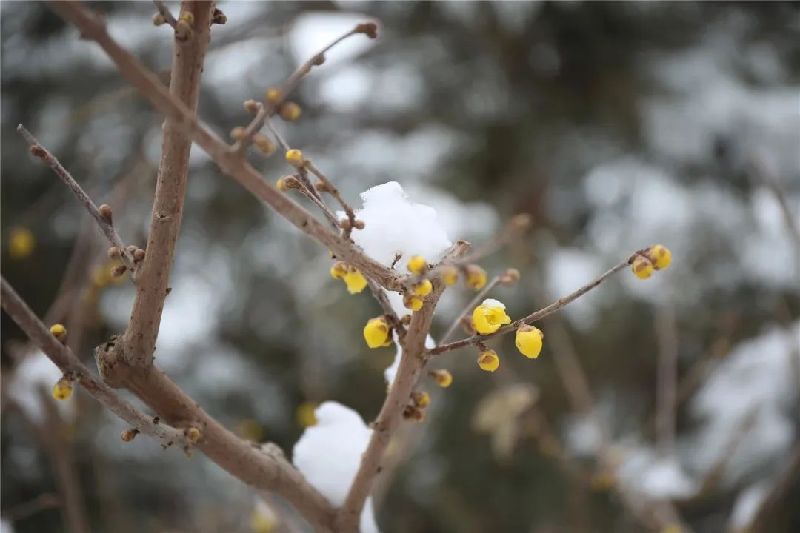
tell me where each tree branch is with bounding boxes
[430,253,636,355]
[16,124,136,271]
[1,276,186,448]
[49,1,404,292]
[122,0,213,369]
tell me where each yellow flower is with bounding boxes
[296,402,318,427]
[471,299,511,335]
[186,427,202,443]
[441,265,458,286]
[363,317,392,348]
[407,255,427,275]
[648,244,672,270]
[430,369,453,388]
[477,350,500,372]
[465,264,487,290]
[8,227,35,259]
[49,323,67,341]
[412,391,430,408]
[404,294,423,312]
[265,87,282,105]
[285,149,304,167]
[412,279,433,296]
[280,102,302,122]
[52,378,73,401]
[632,255,654,280]
[515,324,543,359]
[329,261,348,280]
[343,269,367,294]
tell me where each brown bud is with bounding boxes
[312,53,326,66]
[339,218,352,231]
[314,180,331,193]
[402,405,425,422]
[133,248,146,262]
[499,268,520,285]
[353,219,365,230]
[152,13,166,26]
[212,8,227,25]
[174,19,192,41]
[229,126,246,141]
[98,204,113,224]
[111,264,127,278]
[107,246,120,259]
[29,145,47,159]
[121,428,139,442]
[253,134,276,156]
[243,99,260,113]
[279,101,302,122]
[400,315,412,326]
[355,22,378,39]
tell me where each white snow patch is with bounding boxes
[617,448,697,499]
[729,481,770,531]
[293,402,379,533]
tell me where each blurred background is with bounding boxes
[2,2,799,532]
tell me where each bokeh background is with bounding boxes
[2,2,799,532]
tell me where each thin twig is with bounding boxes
[235,24,373,151]
[655,306,678,456]
[16,124,136,271]
[1,276,187,448]
[439,274,501,343]
[305,160,358,238]
[430,253,637,355]
[152,0,177,28]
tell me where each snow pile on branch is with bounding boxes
[293,402,379,533]
[7,352,74,424]
[347,181,452,267]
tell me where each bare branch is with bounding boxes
[16,124,136,271]
[655,306,678,455]
[1,276,186,448]
[121,0,214,369]
[430,253,637,355]
[49,1,404,292]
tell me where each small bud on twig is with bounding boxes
[121,428,140,442]
[107,246,121,259]
[253,134,276,156]
[152,13,166,26]
[98,204,113,224]
[50,323,67,342]
[243,99,260,114]
[355,22,378,39]
[499,268,520,286]
[211,8,227,25]
[111,264,128,278]
[133,248,146,262]
[279,102,302,122]
[29,145,46,159]
[230,127,246,141]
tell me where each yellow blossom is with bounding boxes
[52,378,73,401]
[285,149,304,167]
[632,255,654,280]
[329,261,348,280]
[186,427,201,443]
[407,255,427,275]
[343,269,367,294]
[431,369,453,388]
[515,324,543,359]
[471,299,511,335]
[477,350,500,372]
[648,244,672,270]
[440,265,459,286]
[465,265,487,290]
[412,391,430,408]
[280,102,302,122]
[412,279,433,297]
[8,227,35,259]
[363,317,392,348]
[404,294,423,312]
[49,323,67,341]
[265,87,282,105]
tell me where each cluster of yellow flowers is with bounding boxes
[631,244,672,280]
[470,299,544,372]
[329,261,368,294]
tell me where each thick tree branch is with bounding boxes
[123,0,213,368]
